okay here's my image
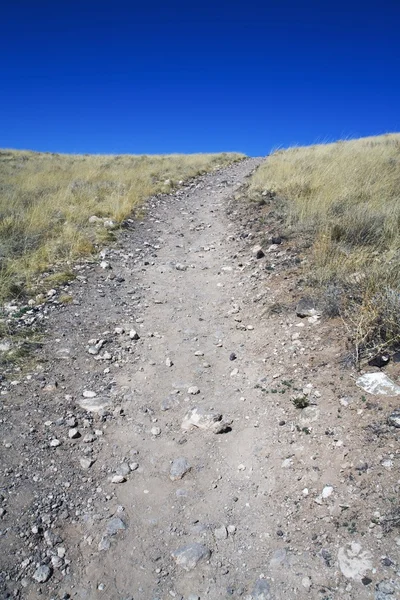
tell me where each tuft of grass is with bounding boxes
[0,150,244,301]
[248,134,400,358]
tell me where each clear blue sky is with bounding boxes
[1,1,399,156]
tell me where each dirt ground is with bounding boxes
[1,158,399,600]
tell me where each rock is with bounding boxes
[251,578,272,599]
[115,462,130,477]
[338,541,373,581]
[151,426,161,436]
[252,245,265,259]
[83,433,96,443]
[188,386,200,395]
[388,409,400,427]
[105,517,126,536]
[100,261,111,270]
[88,339,105,355]
[161,396,180,411]
[80,458,93,469]
[103,219,116,229]
[83,390,97,398]
[111,475,126,484]
[98,536,111,551]
[129,462,139,471]
[89,215,102,224]
[129,329,140,340]
[49,439,61,447]
[214,525,228,540]
[51,556,63,568]
[296,297,321,318]
[170,457,191,481]
[229,352,237,361]
[356,372,400,396]
[165,357,174,367]
[194,351,204,356]
[175,263,188,271]
[33,564,52,583]
[171,543,211,571]
[68,428,80,439]
[78,397,110,413]
[181,406,231,433]
[368,354,390,368]
[271,236,282,245]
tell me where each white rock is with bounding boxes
[68,428,80,439]
[188,386,200,395]
[49,439,61,447]
[100,261,111,270]
[356,372,400,396]
[83,390,97,398]
[165,357,173,367]
[129,329,140,340]
[111,475,126,484]
[151,426,161,436]
[338,542,373,581]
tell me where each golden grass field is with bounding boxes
[248,134,400,357]
[0,150,244,301]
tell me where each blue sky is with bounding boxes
[1,1,399,156]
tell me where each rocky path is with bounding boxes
[1,158,400,600]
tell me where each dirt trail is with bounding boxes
[1,158,400,600]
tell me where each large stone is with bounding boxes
[170,457,191,481]
[337,542,373,581]
[356,372,400,396]
[105,517,126,536]
[171,543,211,571]
[33,565,52,583]
[78,397,111,413]
[181,406,231,433]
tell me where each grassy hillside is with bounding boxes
[0,150,244,300]
[248,134,400,359]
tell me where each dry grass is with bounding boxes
[248,134,400,358]
[0,150,244,300]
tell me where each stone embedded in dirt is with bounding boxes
[68,428,80,439]
[151,426,161,436]
[115,462,130,477]
[252,245,265,259]
[188,386,200,395]
[129,462,139,471]
[229,352,237,361]
[251,578,272,599]
[161,396,180,411]
[80,458,94,469]
[181,406,231,433]
[165,357,173,367]
[175,263,188,271]
[33,564,52,583]
[368,354,390,368]
[83,433,96,443]
[78,397,110,413]
[88,339,105,355]
[171,543,211,571]
[98,536,111,551]
[111,475,126,484]
[49,439,61,447]
[194,350,204,356]
[100,260,111,269]
[83,390,97,398]
[356,372,400,396]
[387,409,400,428]
[129,329,140,340]
[214,525,228,540]
[338,541,373,581]
[170,457,191,481]
[296,297,321,318]
[105,517,126,536]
